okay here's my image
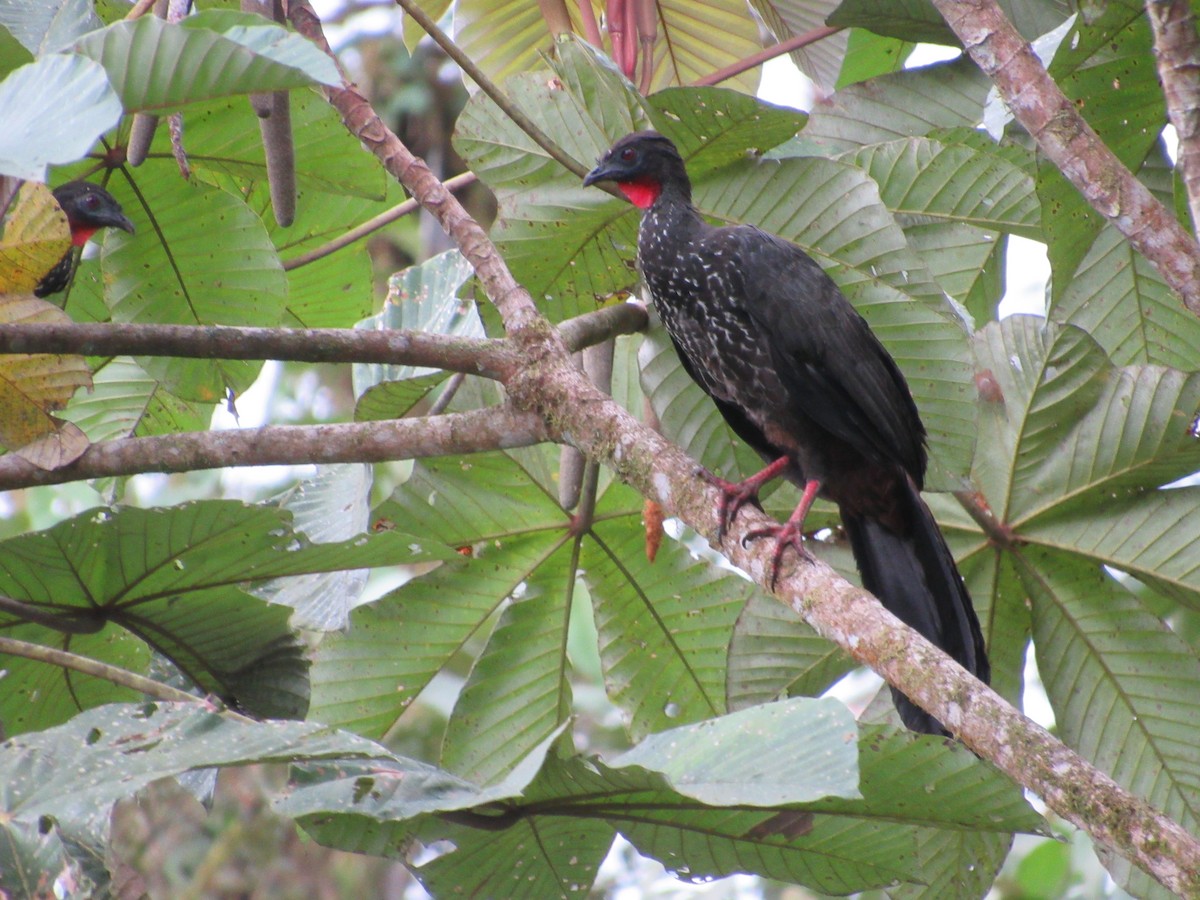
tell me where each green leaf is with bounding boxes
[73,10,339,113]
[0,502,442,732]
[1024,549,1200,898]
[849,136,1041,241]
[60,356,206,442]
[583,501,751,740]
[725,591,856,710]
[439,563,575,786]
[797,57,992,155]
[0,0,102,55]
[353,249,483,420]
[836,28,913,88]
[102,177,286,401]
[0,701,389,823]
[0,54,121,180]
[827,0,958,45]
[749,0,852,91]
[449,0,764,96]
[1041,5,1162,290]
[254,463,375,631]
[613,697,860,806]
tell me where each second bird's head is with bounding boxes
[52,181,136,246]
[583,130,690,209]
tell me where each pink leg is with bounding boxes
[700,456,792,539]
[745,479,822,589]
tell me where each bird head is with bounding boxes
[583,130,690,209]
[51,181,136,247]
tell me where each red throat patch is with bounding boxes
[70,226,98,247]
[617,179,661,210]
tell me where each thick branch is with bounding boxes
[933,0,1200,314]
[1147,0,1200,236]
[0,406,549,491]
[0,304,647,369]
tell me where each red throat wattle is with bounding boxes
[70,226,98,247]
[617,179,661,210]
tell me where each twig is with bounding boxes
[933,0,1200,315]
[393,0,591,180]
[692,26,841,87]
[0,635,214,707]
[0,406,550,492]
[283,172,477,270]
[1147,0,1200,236]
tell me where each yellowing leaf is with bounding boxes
[0,292,92,467]
[0,181,69,294]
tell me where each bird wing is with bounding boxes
[720,226,927,483]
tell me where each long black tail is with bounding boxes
[840,480,989,736]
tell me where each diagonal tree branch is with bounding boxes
[0,406,550,492]
[1147,0,1200,238]
[288,3,1200,892]
[932,0,1200,315]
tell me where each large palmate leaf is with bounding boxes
[286,700,1039,897]
[795,56,992,155]
[101,177,286,401]
[446,0,763,96]
[750,0,851,91]
[0,54,121,180]
[73,10,339,113]
[310,450,753,762]
[1023,551,1200,898]
[0,502,446,734]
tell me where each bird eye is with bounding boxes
[620,147,636,162]
[84,194,100,209]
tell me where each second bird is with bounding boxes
[584,131,989,736]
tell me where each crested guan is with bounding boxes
[583,131,989,736]
[34,181,135,298]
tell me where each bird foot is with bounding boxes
[743,520,814,590]
[697,469,764,539]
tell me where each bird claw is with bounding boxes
[743,521,814,590]
[697,469,762,539]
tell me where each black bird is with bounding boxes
[34,181,135,297]
[583,131,988,735]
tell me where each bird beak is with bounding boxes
[106,211,136,235]
[582,160,615,187]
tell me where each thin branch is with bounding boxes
[393,0,590,181]
[0,303,648,368]
[1147,0,1200,237]
[293,4,1200,892]
[0,406,550,492]
[0,636,212,706]
[291,1,547,337]
[283,172,477,270]
[933,0,1200,315]
[692,25,842,87]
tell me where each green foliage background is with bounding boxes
[0,0,1197,897]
